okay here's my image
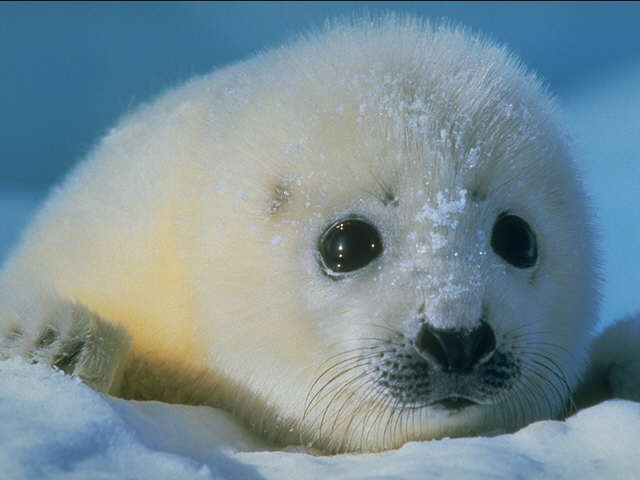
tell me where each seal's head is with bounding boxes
[188,18,597,453]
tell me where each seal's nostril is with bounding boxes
[414,321,497,373]
[473,321,496,364]
[415,326,449,370]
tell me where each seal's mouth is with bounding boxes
[430,396,478,411]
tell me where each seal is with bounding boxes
[0,17,626,453]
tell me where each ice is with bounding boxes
[1,358,639,479]
[0,358,269,480]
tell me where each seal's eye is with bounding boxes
[491,213,537,268]
[319,219,383,274]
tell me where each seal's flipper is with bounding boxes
[0,301,130,394]
[575,315,640,409]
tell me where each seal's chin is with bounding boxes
[430,396,479,411]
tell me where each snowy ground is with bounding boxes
[1,37,640,480]
[2,358,639,480]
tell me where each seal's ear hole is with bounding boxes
[318,218,383,276]
[269,184,291,214]
[491,213,537,269]
[382,191,399,207]
[469,188,486,202]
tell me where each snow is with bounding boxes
[1,358,639,479]
[0,359,267,480]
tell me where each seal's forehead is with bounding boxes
[246,28,558,169]
[211,20,572,209]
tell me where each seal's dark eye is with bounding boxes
[491,213,537,268]
[319,219,383,274]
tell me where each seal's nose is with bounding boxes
[414,321,496,373]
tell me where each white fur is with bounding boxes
[2,16,631,453]
[576,315,640,408]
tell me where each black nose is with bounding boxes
[414,321,496,373]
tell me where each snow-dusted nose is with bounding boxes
[414,321,496,373]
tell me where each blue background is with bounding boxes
[1,2,639,325]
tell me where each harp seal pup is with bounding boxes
[0,17,637,454]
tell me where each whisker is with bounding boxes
[326,372,379,445]
[521,350,577,418]
[317,370,372,442]
[304,359,371,421]
[304,351,383,416]
[519,363,558,420]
